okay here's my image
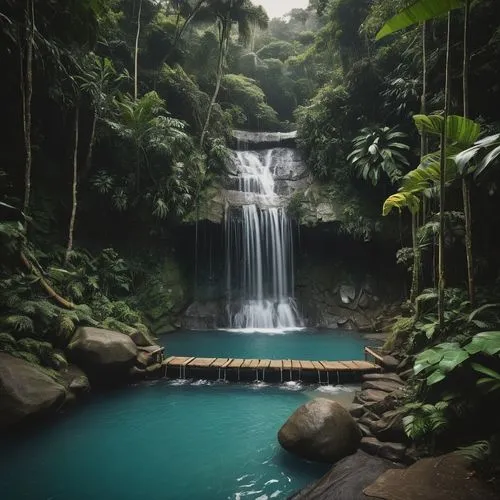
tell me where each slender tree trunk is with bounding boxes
[200,14,231,148]
[410,22,428,303]
[81,108,97,180]
[23,0,34,216]
[462,0,474,305]
[65,107,80,265]
[134,0,143,101]
[438,13,452,330]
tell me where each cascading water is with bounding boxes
[225,141,302,329]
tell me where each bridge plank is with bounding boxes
[228,359,245,368]
[188,357,217,368]
[268,360,283,370]
[258,359,271,369]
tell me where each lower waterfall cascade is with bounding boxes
[224,138,303,329]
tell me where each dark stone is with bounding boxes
[362,373,404,385]
[59,365,90,394]
[358,423,373,438]
[129,329,156,347]
[399,368,414,381]
[396,356,413,373]
[67,327,138,382]
[361,379,404,393]
[360,437,407,462]
[278,398,362,463]
[381,355,400,371]
[0,353,67,428]
[364,393,401,417]
[363,453,498,500]
[373,411,406,443]
[181,300,223,330]
[355,389,389,404]
[348,403,365,418]
[290,450,403,500]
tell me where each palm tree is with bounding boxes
[348,126,410,186]
[77,54,126,180]
[199,0,268,148]
[64,56,125,265]
[104,91,190,203]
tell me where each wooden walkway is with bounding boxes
[162,355,380,382]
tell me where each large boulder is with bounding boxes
[278,398,362,463]
[0,353,66,428]
[291,450,403,500]
[67,327,137,381]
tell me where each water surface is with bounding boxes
[0,381,331,500]
[162,328,369,360]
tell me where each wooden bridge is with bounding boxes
[162,352,381,383]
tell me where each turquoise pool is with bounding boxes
[161,328,370,360]
[0,381,333,500]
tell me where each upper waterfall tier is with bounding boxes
[231,130,297,150]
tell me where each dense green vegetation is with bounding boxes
[1,0,500,488]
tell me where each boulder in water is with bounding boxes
[0,353,67,428]
[278,398,362,463]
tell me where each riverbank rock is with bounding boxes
[0,353,66,428]
[363,453,498,500]
[278,398,361,463]
[360,437,407,462]
[67,327,137,381]
[59,364,90,395]
[129,329,156,347]
[290,450,403,499]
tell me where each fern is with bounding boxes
[3,314,35,333]
[456,441,491,464]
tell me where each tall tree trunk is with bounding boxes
[81,108,97,180]
[22,0,34,216]
[410,22,428,303]
[199,14,231,148]
[134,0,143,101]
[462,0,474,305]
[65,106,80,265]
[438,13,453,330]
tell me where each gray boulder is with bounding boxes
[59,364,90,394]
[67,327,137,380]
[278,398,362,463]
[129,329,155,347]
[0,353,66,428]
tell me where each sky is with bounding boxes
[253,0,309,19]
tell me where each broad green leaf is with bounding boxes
[471,363,500,380]
[427,370,446,385]
[383,192,420,216]
[438,349,469,372]
[376,0,465,41]
[413,115,481,146]
[465,331,500,356]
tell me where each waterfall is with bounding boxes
[225,143,302,329]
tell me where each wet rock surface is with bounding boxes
[363,453,498,500]
[0,353,67,428]
[278,398,362,463]
[290,450,403,500]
